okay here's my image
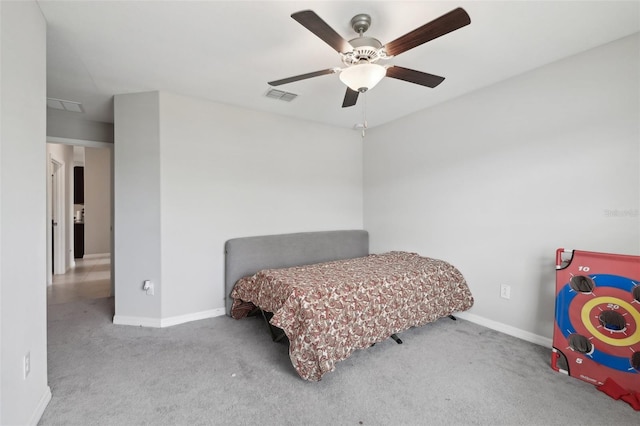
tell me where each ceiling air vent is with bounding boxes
[47,97,84,113]
[265,88,298,102]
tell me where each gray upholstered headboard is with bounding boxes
[224,230,369,316]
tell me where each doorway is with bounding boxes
[46,138,114,303]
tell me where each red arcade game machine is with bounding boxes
[552,249,640,408]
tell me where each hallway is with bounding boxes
[47,254,111,305]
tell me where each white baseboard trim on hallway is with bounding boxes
[113,308,225,328]
[82,253,110,259]
[455,311,553,348]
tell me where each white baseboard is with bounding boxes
[113,308,225,328]
[82,253,110,259]
[160,308,226,327]
[455,311,553,348]
[112,307,551,348]
[29,386,52,426]
[113,315,163,327]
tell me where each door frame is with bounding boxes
[47,154,66,284]
[46,136,114,295]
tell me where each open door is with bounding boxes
[47,156,66,283]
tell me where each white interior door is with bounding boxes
[50,158,66,275]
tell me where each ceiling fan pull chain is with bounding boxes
[362,92,368,138]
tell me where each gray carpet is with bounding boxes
[40,297,638,425]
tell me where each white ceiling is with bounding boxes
[39,0,640,129]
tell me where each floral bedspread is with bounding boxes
[230,251,474,381]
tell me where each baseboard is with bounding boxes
[113,308,225,328]
[82,253,110,259]
[28,386,52,426]
[455,311,553,348]
[113,315,163,327]
[112,307,551,346]
[160,308,226,327]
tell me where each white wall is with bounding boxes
[84,146,112,255]
[364,34,640,344]
[114,91,162,322]
[0,1,51,424]
[47,108,114,143]
[114,91,363,325]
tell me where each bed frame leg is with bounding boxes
[391,334,403,344]
[448,315,457,321]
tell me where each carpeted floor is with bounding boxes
[39,297,638,425]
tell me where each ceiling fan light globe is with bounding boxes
[339,63,386,92]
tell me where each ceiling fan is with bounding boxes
[268,8,471,108]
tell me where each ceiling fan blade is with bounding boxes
[291,10,353,54]
[342,88,359,108]
[383,8,470,57]
[268,69,337,86]
[386,66,445,88]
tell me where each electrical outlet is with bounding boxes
[143,280,154,296]
[24,352,31,379]
[500,284,511,300]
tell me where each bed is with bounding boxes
[225,230,474,381]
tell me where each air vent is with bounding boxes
[47,98,84,113]
[265,88,298,102]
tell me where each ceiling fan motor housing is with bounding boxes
[342,37,384,65]
[341,13,387,66]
